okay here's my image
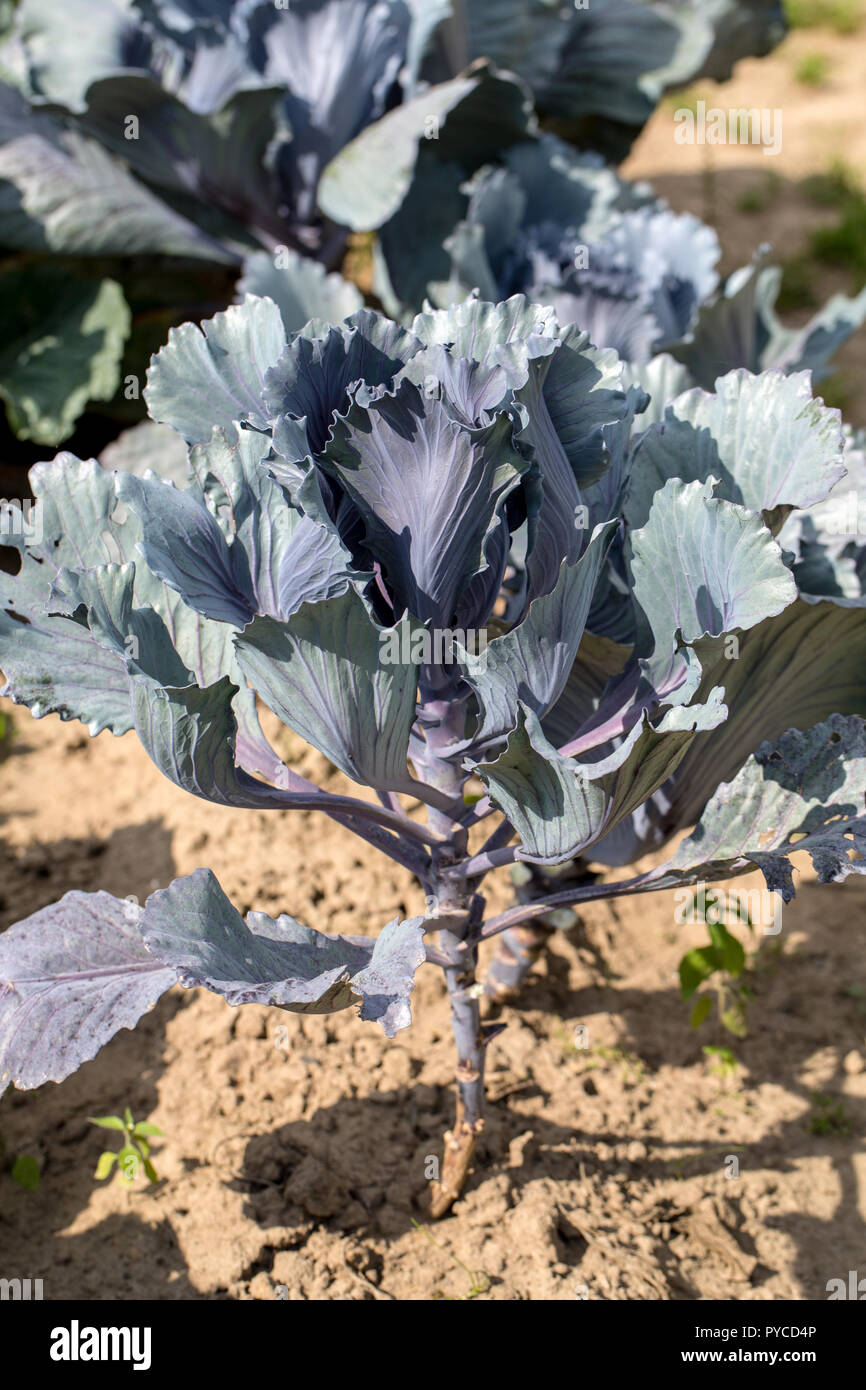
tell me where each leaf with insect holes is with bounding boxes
[666,714,866,899]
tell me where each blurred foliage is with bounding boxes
[784,0,862,32]
[794,51,832,83]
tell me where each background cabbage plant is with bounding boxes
[0,0,785,447]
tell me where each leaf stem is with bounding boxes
[457,845,519,880]
[479,859,757,938]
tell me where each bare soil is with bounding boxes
[0,705,864,1301]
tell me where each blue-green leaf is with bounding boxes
[140,868,426,1035]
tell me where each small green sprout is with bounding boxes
[736,174,781,214]
[703,1045,740,1083]
[1,1133,41,1190]
[807,1092,853,1136]
[591,1044,645,1086]
[845,983,866,1019]
[88,1107,164,1186]
[802,164,866,285]
[778,253,819,311]
[11,1153,41,1190]
[795,52,831,86]
[410,1219,490,1300]
[664,85,708,117]
[664,1143,745,1180]
[784,0,861,34]
[678,890,752,1037]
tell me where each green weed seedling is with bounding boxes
[737,173,782,214]
[678,890,753,1037]
[665,1143,745,1180]
[89,1108,163,1187]
[589,1045,645,1086]
[784,0,861,33]
[11,1153,41,1190]
[807,1092,853,1136]
[795,52,831,85]
[806,166,866,285]
[802,160,859,208]
[1,1133,40,1190]
[703,1046,741,1084]
[411,1220,490,1300]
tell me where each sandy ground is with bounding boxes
[1,20,866,1302]
[0,706,864,1301]
[623,21,866,426]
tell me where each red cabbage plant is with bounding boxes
[0,0,783,444]
[1,294,864,1214]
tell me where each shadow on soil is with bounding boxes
[225,880,865,1299]
[0,817,212,1298]
[1,826,863,1301]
